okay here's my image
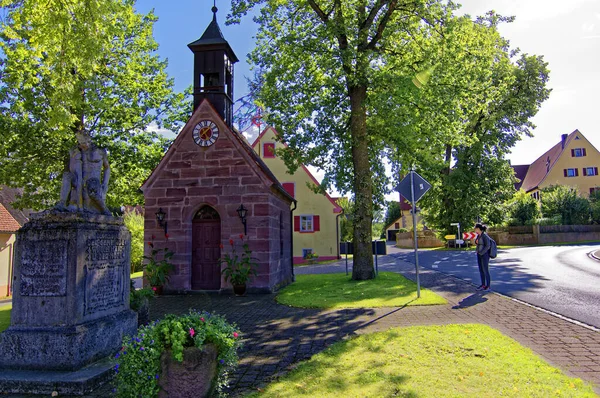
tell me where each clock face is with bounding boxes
[192,120,219,147]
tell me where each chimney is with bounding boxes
[561,134,567,149]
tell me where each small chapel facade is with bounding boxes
[140,7,295,293]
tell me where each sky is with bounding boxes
[137,0,600,174]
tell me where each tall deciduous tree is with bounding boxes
[0,0,185,210]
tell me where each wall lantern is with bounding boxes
[155,207,168,235]
[236,204,248,235]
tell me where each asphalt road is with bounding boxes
[391,244,600,329]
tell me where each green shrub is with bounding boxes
[123,210,144,273]
[115,310,241,397]
[541,185,590,225]
[507,190,540,226]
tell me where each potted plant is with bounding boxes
[144,241,174,295]
[305,252,319,264]
[220,235,258,296]
[115,310,241,398]
[129,281,154,327]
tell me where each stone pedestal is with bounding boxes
[0,210,137,394]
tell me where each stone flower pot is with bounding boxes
[233,283,247,296]
[158,344,218,398]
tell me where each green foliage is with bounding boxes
[506,190,541,226]
[590,190,600,224]
[337,197,354,242]
[123,209,144,273]
[276,272,446,309]
[541,185,590,225]
[143,242,174,288]
[220,235,258,286]
[0,305,11,333]
[247,324,595,397]
[129,281,153,313]
[371,222,385,240]
[115,310,241,397]
[0,0,187,210]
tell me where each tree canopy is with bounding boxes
[228,1,549,278]
[0,0,186,210]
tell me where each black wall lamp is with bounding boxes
[155,207,168,235]
[236,204,248,235]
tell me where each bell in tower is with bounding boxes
[188,4,239,127]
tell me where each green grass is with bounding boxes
[247,324,596,398]
[0,304,11,333]
[276,272,446,309]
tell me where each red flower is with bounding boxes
[219,243,224,249]
[151,235,156,240]
[229,239,234,246]
[233,332,239,339]
[239,234,244,239]
[165,233,170,239]
[147,242,153,248]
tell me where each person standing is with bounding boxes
[474,223,491,291]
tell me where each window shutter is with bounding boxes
[314,215,320,232]
[294,216,300,232]
[583,148,587,156]
[575,168,579,176]
[571,149,575,157]
[564,169,568,177]
[595,167,598,176]
[583,168,588,176]
[282,183,295,198]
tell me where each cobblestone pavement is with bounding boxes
[144,253,600,396]
[15,250,598,397]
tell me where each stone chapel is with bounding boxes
[141,6,295,293]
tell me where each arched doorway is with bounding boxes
[192,206,221,290]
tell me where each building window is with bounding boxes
[263,142,276,158]
[282,182,295,198]
[294,215,320,233]
[571,148,586,157]
[583,167,598,176]
[564,168,578,177]
[531,191,540,200]
[302,248,313,258]
[394,222,400,229]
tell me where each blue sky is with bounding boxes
[138,0,600,169]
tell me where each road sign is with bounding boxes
[396,171,431,204]
[444,234,456,240]
[455,239,464,245]
[463,232,477,240]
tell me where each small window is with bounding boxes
[394,223,400,229]
[294,215,320,233]
[531,191,540,200]
[583,167,598,176]
[571,148,586,157]
[564,168,578,177]
[302,249,313,259]
[301,215,313,232]
[263,142,276,158]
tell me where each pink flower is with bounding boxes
[233,332,239,339]
[152,287,157,291]
[200,317,205,322]
[189,328,195,338]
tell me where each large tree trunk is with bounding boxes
[349,84,374,280]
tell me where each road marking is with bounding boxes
[442,257,449,261]
[456,264,468,267]
[434,261,441,264]
[432,264,438,268]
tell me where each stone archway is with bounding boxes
[192,205,221,290]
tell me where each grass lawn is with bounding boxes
[0,304,11,333]
[276,272,446,309]
[248,324,596,398]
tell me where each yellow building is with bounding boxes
[252,127,342,263]
[514,130,600,198]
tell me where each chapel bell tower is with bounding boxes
[188,5,239,127]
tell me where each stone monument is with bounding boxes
[0,132,137,395]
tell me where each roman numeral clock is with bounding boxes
[192,119,219,147]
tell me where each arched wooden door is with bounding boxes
[192,206,221,290]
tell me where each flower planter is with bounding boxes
[158,344,218,398]
[233,283,247,296]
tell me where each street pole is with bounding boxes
[410,170,421,298]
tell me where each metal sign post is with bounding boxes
[397,169,431,299]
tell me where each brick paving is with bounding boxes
[144,253,600,396]
[34,250,600,397]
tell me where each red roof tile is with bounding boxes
[0,202,21,233]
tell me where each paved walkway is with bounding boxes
[145,252,600,396]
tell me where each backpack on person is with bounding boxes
[488,236,497,259]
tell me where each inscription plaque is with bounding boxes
[84,235,128,315]
[20,240,68,296]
